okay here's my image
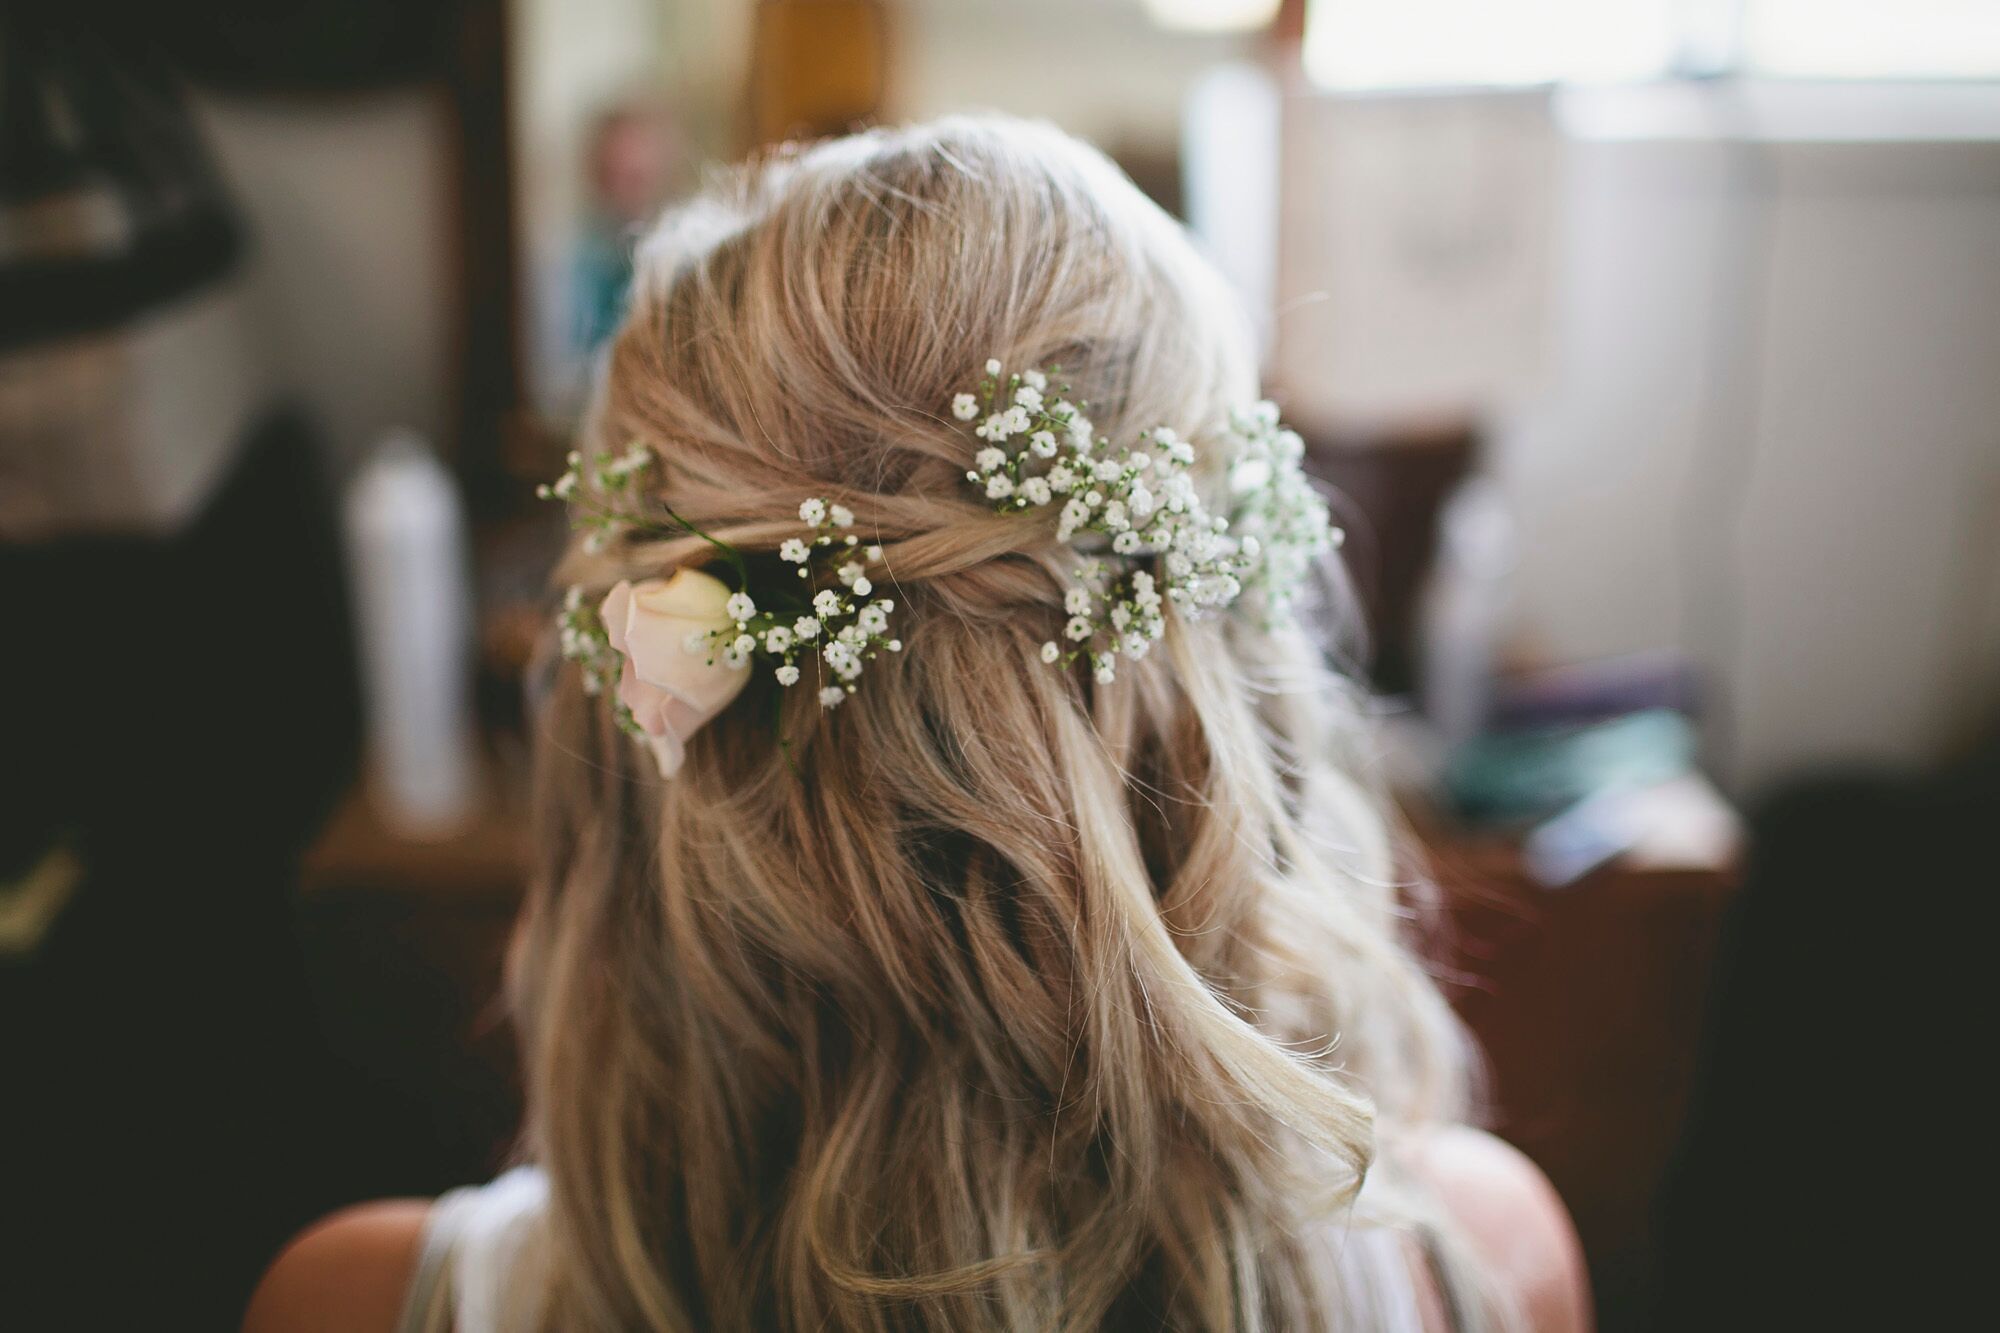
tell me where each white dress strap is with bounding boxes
[394,1167,552,1333]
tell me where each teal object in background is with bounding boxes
[1445,707,1699,827]
[572,220,634,357]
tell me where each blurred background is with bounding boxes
[2,1,1995,1328]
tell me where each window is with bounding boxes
[1302,0,2000,90]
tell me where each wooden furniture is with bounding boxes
[1427,832,1738,1328]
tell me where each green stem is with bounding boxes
[658,503,750,589]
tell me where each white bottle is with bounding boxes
[342,430,477,838]
[1419,475,1516,751]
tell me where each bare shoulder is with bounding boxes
[1407,1125,1593,1333]
[242,1200,432,1333]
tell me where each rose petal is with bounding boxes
[630,568,735,622]
[599,581,635,654]
[644,727,686,778]
[616,654,673,737]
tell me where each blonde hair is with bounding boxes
[516,115,1490,1331]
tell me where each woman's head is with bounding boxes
[517,115,1477,1331]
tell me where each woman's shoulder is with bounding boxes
[242,1199,432,1333]
[1406,1125,1593,1333]
[245,1168,551,1333]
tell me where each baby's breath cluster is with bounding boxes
[691,498,901,708]
[537,443,653,553]
[1224,401,1342,627]
[556,587,617,698]
[555,586,645,735]
[959,359,1283,685]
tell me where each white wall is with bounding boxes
[193,89,454,469]
[898,0,1250,154]
[1492,90,2000,793]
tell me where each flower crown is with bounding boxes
[545,360,1339,775]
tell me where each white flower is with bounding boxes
[763,625,793,653]
[830,504,855,528]
[888,639,902,651]
[985,358,1002,376]
[1102,501,1128,530]
[800,498,828,525]
[725,591,756,622]
[1003,405,1031,434]
[866,544,883,560]
[1048,464,1076,493]
[1065,615,1093,641]
[1083,490,1104,509]
[819,685,847,707]
[1095,661,1116,684]
[1111,605,1132,630]
[1122,632,1151,658]
[975,446,1008,473]
[857,603,889,634]
[814,589,842,616]
[1128,485,1155,518]
[1129,451,1152,471]
[852,576,872,596]
[1014,384,1043,412]
[1169,440,1195,465]
[1020,477,1052,505]
[1058,497,1090,539]
[721,644,748,668]
[837,562,864,587]
[1112,531,1141,554]
[977,414,1010,441]
[1040,641,1061,663]
[837,624,865,647]
[733,633,756,655]
[794,616,821,640]
[826,643,862,680]
[775,663,801,686]
[780,538,810,563]
[1065,586,1093,616]
[1030,430,1058,458]
[985,475,1015,500]
[1023,369,1047,390]
[952,393,979,420]
[1093,459,1123,483]
[1067,415,1093,444]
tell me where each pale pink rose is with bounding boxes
[600,570,752,777]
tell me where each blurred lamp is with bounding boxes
[1143,0,1282,34]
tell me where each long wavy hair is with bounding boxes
[514,115,1492,1331]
